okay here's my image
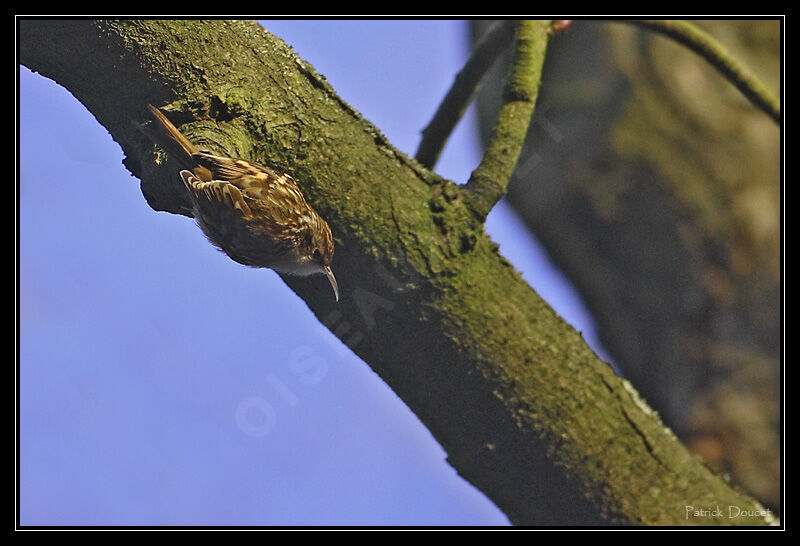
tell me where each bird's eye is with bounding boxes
[312,248,322,261]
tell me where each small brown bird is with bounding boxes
[146,104,338,301]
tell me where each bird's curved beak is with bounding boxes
[323,266,339,302]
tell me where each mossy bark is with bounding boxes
[20,19,776,526]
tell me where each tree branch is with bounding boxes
[463,20,550,222]
[612,19,780,124]
[20,19,777,526]
[415,20,516,169]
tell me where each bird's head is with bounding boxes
[296,215,338,302]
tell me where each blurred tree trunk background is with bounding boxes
[471,19,780,511]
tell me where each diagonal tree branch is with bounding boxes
[415,20,517,169]
[462,20,550,222]
[19,18,778,526]
[612,19,781,124]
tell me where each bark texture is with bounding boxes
[472,19,781,511]
[20,19,777,525]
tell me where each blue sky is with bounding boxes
[19,20,609,526]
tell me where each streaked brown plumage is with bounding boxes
[146,104,338,301]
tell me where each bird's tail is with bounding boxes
[145,104,201,172]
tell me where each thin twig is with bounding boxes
[462,20,551,222]
[415,20,517,169]
[613,19,780,124]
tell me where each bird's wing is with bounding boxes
[191,152,307,203]
[179,170,253,217]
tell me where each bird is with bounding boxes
[145,104,338,301]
